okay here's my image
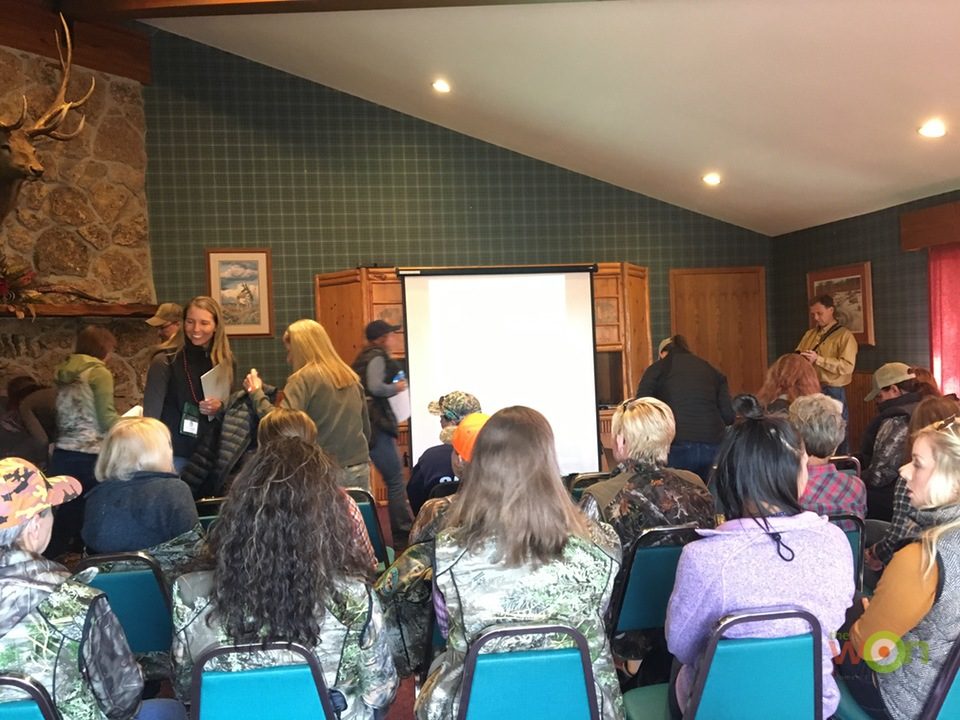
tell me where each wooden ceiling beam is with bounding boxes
[58,0,588,21]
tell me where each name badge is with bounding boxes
[180,402,200,437]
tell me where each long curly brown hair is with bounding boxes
[209,436,370,645]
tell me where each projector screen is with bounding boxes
[402,267,600,476]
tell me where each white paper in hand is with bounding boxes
[201,364,231,404]
[388,388,411,422]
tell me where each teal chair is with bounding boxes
[609,524,699,635]
[457,623,599,720]
[836,629,960,720]
[191,642,339,720]
[195,496,225,532]
[568,472,613,503]
[828,513,866,591]
[74,552,172,655]
[830,456,862,478]
[624,607,824,720]
[0,674,59,719]
[347,487,395,567]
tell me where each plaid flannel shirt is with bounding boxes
[871,476,918,565]
[801,463,867,530]
[343,491,378,571]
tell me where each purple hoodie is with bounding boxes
[666,512,854,717]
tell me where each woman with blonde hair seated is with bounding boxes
[171,431,397,717]
[416,406,624,720]
[838,415,960,718]
[83,417,201,575]
[244,319,371,488]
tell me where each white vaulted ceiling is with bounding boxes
[148,0,960,235]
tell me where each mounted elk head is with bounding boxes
[0,13,95,225]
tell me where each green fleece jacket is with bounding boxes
[54,354,119,453]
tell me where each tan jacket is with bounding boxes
[796,323,858,387]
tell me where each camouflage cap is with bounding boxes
[0,458,82,530]
[428,391,482,424]
[145,302,182,327]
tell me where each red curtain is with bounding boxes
[929,244,960,396]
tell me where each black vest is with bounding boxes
[352,345,401,437]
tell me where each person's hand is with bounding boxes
[199,398,222,416]
[394,379,408,392]
[861,596,871,611]
[864,545,884,573]
[799,350,819,364]
[243,368,263,394]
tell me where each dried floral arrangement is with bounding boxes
[0,252,105,318]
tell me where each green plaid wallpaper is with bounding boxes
[145,31,771,384]
[771,189,960,373]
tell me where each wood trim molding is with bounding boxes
[59,0,587,20]
[0,0,150,84]
[900,200,960,252]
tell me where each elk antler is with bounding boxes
[25,13,95,142]
[0,96,27,132]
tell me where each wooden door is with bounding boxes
[670,267,767,397]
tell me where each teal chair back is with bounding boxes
[347,487,393,566]
[828,514,865,591]
[195,497,225,532]
[568,472,612,503]
[75,552,172,654]
[458,624,599,720]
[686,607,823,720]
[919,630,960,720]
[830,455,862,478]
[611,524,699,633]
[191,642,337,720]
[0,674,59,720]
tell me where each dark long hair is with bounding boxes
[210,437,370,645]
[713,394,805,522]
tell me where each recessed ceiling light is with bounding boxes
[702,172,722,186]
[432,79,451,94]
[918,118,946,138]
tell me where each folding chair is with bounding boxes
[195,496,226,531]
[457,623,600,720]
[608,524,700,636]
[347,487,394,567]
[74,551,172,655]
[835,627,960,720]
[830,455,862,478]
[624,606,824,720]
[569,472,613,503]
[190,642,339,720]
[0,674,59,720]
[828,513,866,591]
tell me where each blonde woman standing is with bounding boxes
[144,297,236,476]
[244,319,371,488]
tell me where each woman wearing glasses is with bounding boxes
[838,415,960,719]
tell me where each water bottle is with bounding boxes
[393,370,406,383]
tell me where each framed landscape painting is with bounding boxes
[806,261,875,346]
[205,249,274,337]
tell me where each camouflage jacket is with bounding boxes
[0,549,143,720]
[586,462,717,549]
[415,524,624,720]
[172,570,398,719]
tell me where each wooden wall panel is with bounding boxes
[0,0,150,84]
[846,371,877,453]
[900,201,960,252]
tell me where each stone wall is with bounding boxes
[0,44,156,408]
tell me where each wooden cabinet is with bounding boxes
[314,263,651,498]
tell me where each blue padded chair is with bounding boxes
[830,455,863,478]
[190,642,338,720]
[457,623,600,720]
[828,513,866,591]
[347,487,395,567]
[74,551,172,655]
[195,496,225,532]
[624,606,824,720]
[609,524,699,635]
[0,674,59,720]
[836,627,960,720]
[568,472,613,503]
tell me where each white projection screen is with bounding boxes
[401,267,600,476]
